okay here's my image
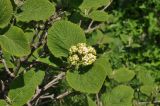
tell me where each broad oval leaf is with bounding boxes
[47,20,86,57]
[110,67,135,83]
[0,0,13,28]
[8,70,45,106]
[66,54,112,93]
[89,11,109,22]
[17,0,55,22]
[0,26,30,57]
[102,85,134,106]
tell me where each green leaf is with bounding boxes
[80,0,110,12]
[89,11,109,22]
[17,0,55,22]
[87,30,112,45]
[110,67,135,83]
[137,69,155,85]
[47,20,86,57]
[8,70,45,106]
[3,51,14,68]
[0,26,30,57]
[0,100,7,106]
[66,54,112,93]
[102,85,134,106]
[87,97,96,106]
[0,0,13,28]
[36,57,57,67]
[140,85,156,96]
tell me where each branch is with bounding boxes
[0,80,5,93]
[56,90,72,99]
[29,72,65,104]
[85,24,102,33]
[44,72,65,91]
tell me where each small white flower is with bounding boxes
[88,46,96,55]
[68,43,96,66]
[69,46,78,54]
[82,53,96,65]
[68,54,79,65]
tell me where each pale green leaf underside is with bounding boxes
[8,70,45,106]
[89,11,109,22]
[0,0,13,28]
[102,85,134,106]
[0,26,30,57]
[47,20,86,57]
[17,0,55,22]
[66,54,112,93]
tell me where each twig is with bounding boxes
[87,20,94,32]
[1,58,15,78]
[85,24,102,33]
[0,80,5,93]
[56,90,72,99]
[40,94,54,99]
[101,0,113,11]
[44,72,65,91]
[96,93,100,106]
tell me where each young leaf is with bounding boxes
[66,53,112,93]
[17,0,55,22]
[47,20,86,57]
[102,85,134,106]
[110,67,135,83]
[8,70,45,106]
[89,11,109,22]
[0,0,13,28]
[0,26,30,57]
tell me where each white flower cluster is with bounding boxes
[68,43,96,66]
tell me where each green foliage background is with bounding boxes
[0,0,160,106]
